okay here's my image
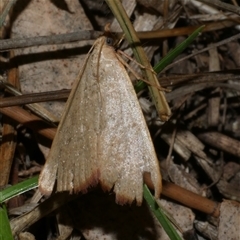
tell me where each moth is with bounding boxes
[39,35,162,205]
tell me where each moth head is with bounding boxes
[103,23,122,49]
[106,37,114,46]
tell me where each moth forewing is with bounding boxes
[39,36,162,205]
[39,39,102,195]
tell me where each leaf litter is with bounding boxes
[0,0,240,239]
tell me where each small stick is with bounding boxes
[0,22,237,52]
[1,80,59,123]
[0,30,103,52]
[144,174,220,218]
[0,90,69,108]
[0,106,56,140]
[10,192,77,236]
[196,0,240,15]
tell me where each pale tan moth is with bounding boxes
[39,35,162,205]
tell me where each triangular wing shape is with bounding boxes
[39,36,161,205]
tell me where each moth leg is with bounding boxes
[115,53,170,92]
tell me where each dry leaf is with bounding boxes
[218,200,240,240]
[11,0,93,118]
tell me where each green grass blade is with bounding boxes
[143,184,183,240]
[154,25,205,73]
[135,26,205,92]
[0,204,14,240]
[0,176,38,203]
